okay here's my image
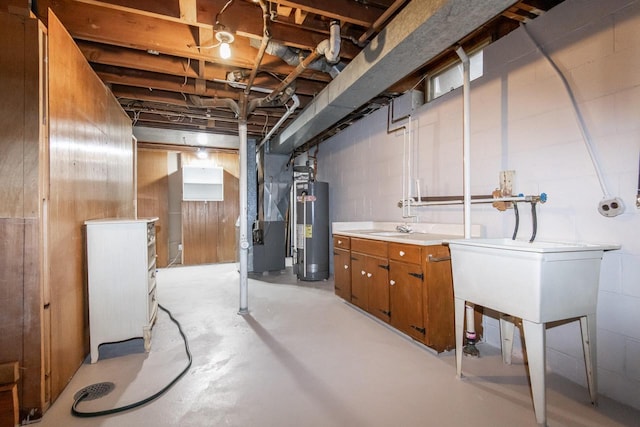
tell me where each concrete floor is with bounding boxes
[39,263,639,427]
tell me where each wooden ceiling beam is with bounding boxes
[113,86,192,107]
[179,0,197,23]
[111,85,310,114]
[196,0,360,58]
[47,0,358,75]
[132,110,284,128]
[95,67,242,99]
[270,0,382,27]
[77,40,332,87]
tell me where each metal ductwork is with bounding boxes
[250,20,343,78]
[188,94,240,116]
[268,0,520,154]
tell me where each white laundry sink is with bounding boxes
[448,238,619,323]
[448,237,620,425]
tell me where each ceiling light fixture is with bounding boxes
[215,29,234,59]
[196,147,208,159]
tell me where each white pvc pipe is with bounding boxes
[316,21,341,63]
[258,95,300,151]
[456,46,476,342]
[238,120,249,314]
[456,46,471,240]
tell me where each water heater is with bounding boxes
[295,180,329,281]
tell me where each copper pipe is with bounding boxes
[263,50,321,104]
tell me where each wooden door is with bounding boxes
[350,252,368,310]
[423,245,455,351]
[390,260,425,341]
[333,248,351,300]
[367,256,390,322]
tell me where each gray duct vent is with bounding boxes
[391,90,424,122]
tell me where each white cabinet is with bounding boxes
[182,165,224,201]
[85,218,159,363]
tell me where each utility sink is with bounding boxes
[448,238,619,323]
[448,238,620,425]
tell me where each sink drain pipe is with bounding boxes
[456,46,479,358]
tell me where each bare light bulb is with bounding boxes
[196,148,208,159]
[219,42,231,59]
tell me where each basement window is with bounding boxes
[428,49,484,101]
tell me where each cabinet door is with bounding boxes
[389,260,425,341]
[333,248,351,300]
[423,245,455,351]
[350,253,368,311]
[367,256,390,322]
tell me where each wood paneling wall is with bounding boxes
[47,10,134,404]
[1,1,30,15]
[0,11,46,419]
[182,152,239,265]
[137,149,169,266]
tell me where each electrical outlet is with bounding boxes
[598,197,625,217]
[178,243,183,251]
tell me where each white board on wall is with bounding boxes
[182,165,224,201]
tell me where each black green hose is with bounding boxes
[71,304,192,417]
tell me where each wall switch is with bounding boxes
[178,243,183,251]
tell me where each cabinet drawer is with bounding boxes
[388,242,422,264]
[333,235,351,250]
[351,238,388,258]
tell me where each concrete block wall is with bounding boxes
[315,0,640,410]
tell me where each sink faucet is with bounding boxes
[396,224,413,233]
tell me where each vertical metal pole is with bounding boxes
[239,119,249,314]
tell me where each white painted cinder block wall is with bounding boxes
[312,0,640,410]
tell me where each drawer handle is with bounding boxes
[428,254,451,262]
[399,250,405,257]
[338,240,342,244]
[390,280,396,286]
[367,273,372,278]
[344,265,349,269]
[361,270,366,275]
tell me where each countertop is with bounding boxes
[332,221,482,247]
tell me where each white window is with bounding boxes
[428,50,483,101]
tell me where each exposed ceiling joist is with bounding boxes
[32,0,565,143]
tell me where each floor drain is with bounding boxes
[73,382,115,401]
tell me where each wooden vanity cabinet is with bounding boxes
[332,233,457,353]
[333,235,351,301]
[350,238,390,322]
